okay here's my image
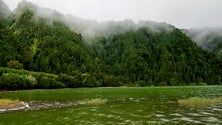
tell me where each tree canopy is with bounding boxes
[0,1,221,89]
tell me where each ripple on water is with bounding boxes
[200,111,214,115]
[31,114,39,118]
[133,99,140,103]
[170,113,183,117]
[168,100,175,104]
[106,114,115,118]
[192,120,202,124]
[155,114,165,117]
[137,109,143,112]
[106,121,114,125]
[65,109,75,114]
[78,112,88,115]
[90,108,97,112]
[140,98,147,100]
[179,117,194,122]
[124,119,131,123]
[160,118,170,122]
[187,113,202,117]
[212,107,222,111]
[203,117,220,123]
[130,114,144,118]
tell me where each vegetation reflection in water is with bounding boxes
[0,86,222,124]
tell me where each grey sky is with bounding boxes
[3,0,222,28]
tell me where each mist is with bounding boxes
[62,13,174,39]
[62,14,174,38]
[0,0,10,17]
[6,0,175,41]
[184,28,222,51]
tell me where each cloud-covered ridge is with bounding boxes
[10,1,175,39]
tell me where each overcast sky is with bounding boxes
[3,0,222,28]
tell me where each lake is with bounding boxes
[0,86,222,124]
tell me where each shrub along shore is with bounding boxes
[0,67,127,90]
[0,67,213,90]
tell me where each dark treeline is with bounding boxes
[0,1,222,90]
[93,28,222,86]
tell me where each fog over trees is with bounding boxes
[0,0,221,89]
[183,28,222,58]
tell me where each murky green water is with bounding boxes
[0,86,222,124]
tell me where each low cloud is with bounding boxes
[184,27,222,52]
[0,0,11,17]
[10,1,175,41]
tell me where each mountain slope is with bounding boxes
[94,27,222,85]
[0,1,221,88]
[0,2,95,74]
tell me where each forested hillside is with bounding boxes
[93,27,222,86]
[0,1,221,89]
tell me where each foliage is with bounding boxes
[0,67,63,89]
[7,60,23,69]
[0,73,26,90]
[94,28,222,85]
[159,82,168,86]
[38,76,50,89]
[57,73,81,88]
[0,5,222,90]
[25,75,37,88]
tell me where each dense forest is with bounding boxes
[0,1,222,90]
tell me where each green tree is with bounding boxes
[7,60,23,69]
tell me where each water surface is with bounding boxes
[0,86,222,124]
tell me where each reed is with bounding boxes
[178,97,222,106]
[0,99,22,109]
